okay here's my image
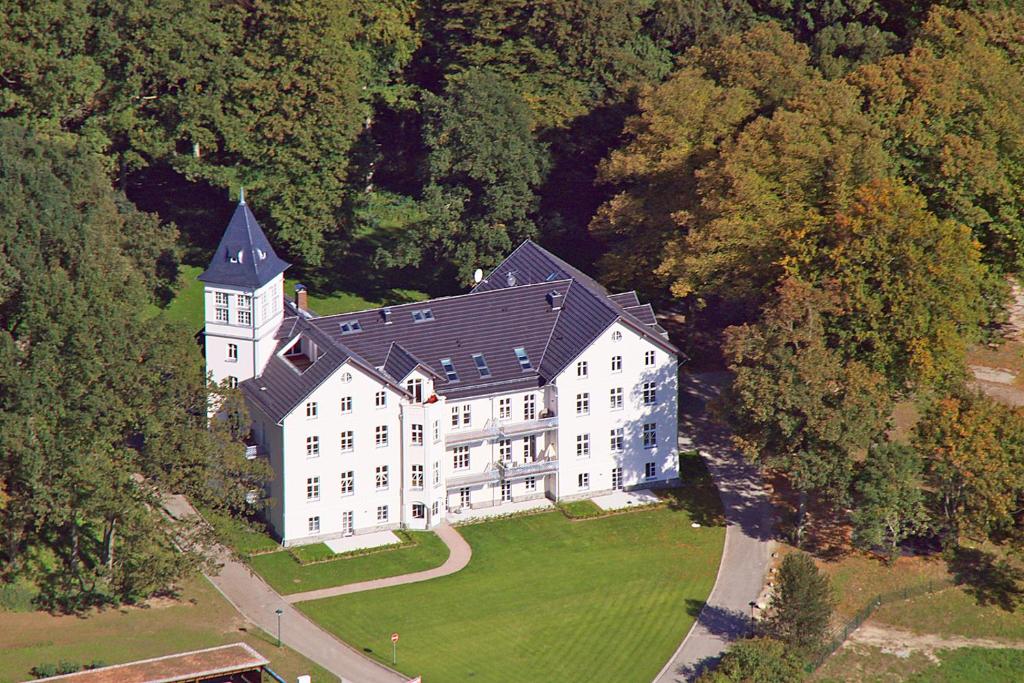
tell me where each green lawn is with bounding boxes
[298,505,725,682]
[909,648,1024,682]
[0,575,336,683]
[249,532,449,595]
[142,264,427,333]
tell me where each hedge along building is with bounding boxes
[201,197,681,546]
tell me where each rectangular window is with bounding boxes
[306,435,319,458]
[227,343,238,361]
[462,404,471,426]
[432,501,440,516]
[308,516,320,534]
[645,462,657,479]
[645,350,656,366]
[433,420,440,443]
[523,435,536,461]
[610,387,623,410]
[261,295,269,324]
[340,431,354,452]
[525,476,536,491]
[501,481,511,502]
[340,396,353,413]
[306,476,320,501]
[453,446,470,470]
[611,355,622,373]
[411,423,424,445]
[237,294,252,309]
[215,292,230,323]
[472,353,491,378]
[577,360,588,378]
[377,505,389,522]
[440,358,459,382]
[306,401,318,418]
[579,473,590,490]
[459,487,471,507]
[237,310,252,326]
[215,292,230,307]
[406,378,423,403]
[642,382,656,406]
[610,428,624,452]
[433,462,440,486]
[411,308,434,323]
[514,347,531,370]
[451,404,471,428]
[498,439,512,462]
[577,433,590,458]
[375,425,388,447]
[612,467,623,490]
[216,308,229,323]
[341,471,354,495]
[412,503,426,519]
[451,405,461,428]
[411,464,424,489]
[375,390,387,408]
[576,393,590,416]
[226,376,238,389]
[376,465,389,489]
[498,397,511,420]
[643,423,657,448]
[523,394,536,420]
[341,511,354,534]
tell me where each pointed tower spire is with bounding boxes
[198,200,290,288]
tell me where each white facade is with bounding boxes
[203,275,285,387]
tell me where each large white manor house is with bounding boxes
[201,197,680,546]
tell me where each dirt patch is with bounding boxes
[846,622,1024,663]
[970,365,1017,385]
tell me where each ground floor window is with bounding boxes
[460,487,471,507]
[525,476,536,491]
[342,511,354,534]
[412,503,426,519]
[612,467,623,491]
[501,481,511,502]
[377,505,389,523]
[432,501,440,516]
[645,462,656,479]
[308,516,320,534]
[579,472,590,490]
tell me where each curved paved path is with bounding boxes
[286,522,471,603]
[654,372,776,682]
[164,495,470,683]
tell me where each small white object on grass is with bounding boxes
[691,522,701,528]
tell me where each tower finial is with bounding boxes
[239,186,246,204]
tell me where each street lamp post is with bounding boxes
[275,608,284,647]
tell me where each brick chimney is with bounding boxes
[294,284,308,311]
[547,290,563,311]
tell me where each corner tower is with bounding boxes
[199,194,290,388]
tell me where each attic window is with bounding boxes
[411,308,435,323]
[472,353,491,378]
[440,358,459,382]
[514,347,531,370]
[339,320,362,335]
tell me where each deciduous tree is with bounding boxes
[852,443,930,563]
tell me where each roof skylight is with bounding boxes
[514,347,531,370]
[472,353,491,378]
[440,358,459,382]
[411,309,435,323]
[339,320,362,335]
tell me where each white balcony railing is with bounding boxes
[445,414,558,447]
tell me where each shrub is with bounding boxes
[697,637,804,682]
[763,552,836,654]
[0,579,38,612]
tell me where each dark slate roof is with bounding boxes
[199,200,290,288]
[247,240,680,415]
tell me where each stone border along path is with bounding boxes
[162,494,471,683]
[653,372,777,683]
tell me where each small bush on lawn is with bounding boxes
[0,578,39,611]
[31,660,105,679]
[558,500,605,519]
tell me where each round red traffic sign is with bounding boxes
[391,632,399,643]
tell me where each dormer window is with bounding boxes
[440,358,459,382]
[339,320,362,335]
[411,308,435,323]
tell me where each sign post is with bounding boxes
[391,632,399,665]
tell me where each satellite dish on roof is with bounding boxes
[473,268,483,284]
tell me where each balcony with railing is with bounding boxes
[447,445,558,489]
[445,410,558,447]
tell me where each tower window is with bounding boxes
[227,343,238,361]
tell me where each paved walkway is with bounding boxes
[286,523,471,603]
[163,495,470,683]
[654,372,777,682]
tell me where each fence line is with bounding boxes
[806,577,957,671]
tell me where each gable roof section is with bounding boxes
[608,291,641,307]
[381,342,442,383]
[199,200,290,288]
[471,239,610,296]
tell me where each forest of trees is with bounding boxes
[4,0,1024,626]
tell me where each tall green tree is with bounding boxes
[379,69,549,283]
[851,442,930,563]
[764,552,836,654]
[721,278,891,543]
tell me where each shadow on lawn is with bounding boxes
[948,546,1024,612]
